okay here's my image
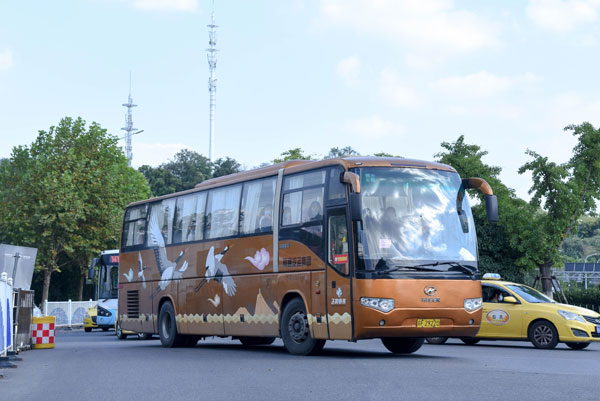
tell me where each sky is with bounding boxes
[1,0,600,200]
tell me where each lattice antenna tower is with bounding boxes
[121,72,138,166]
[207,0,218,162]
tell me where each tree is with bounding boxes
[212,157,241,178]
[272,148,313,163]
[139,149,213,197]
[325,146,360,159]
[0,117,150,304]
[435,135,534,282]
[518,122,600,295]
[373,152,403,158]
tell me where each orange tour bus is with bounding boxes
[118,157,498,355]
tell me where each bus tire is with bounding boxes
[280,297,325,355]
[460,337,480,345]
[238,336,276,346]
[158,301,185,348]
[116,321,128,340]
[425,336,448,345]
[137,332,152,340]
[381,337,424,354]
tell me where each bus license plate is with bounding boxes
[417,318,440,328]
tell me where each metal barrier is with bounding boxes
[1,272,14,357]
[14,289,34,351]
[44,299,96,328]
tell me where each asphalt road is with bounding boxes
[2,329,599,401]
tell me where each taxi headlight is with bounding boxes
[360,297,394,313]
[464,297,482,312]
[558,310,585,323]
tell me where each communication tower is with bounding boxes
[121,73,139,166]
[207,0,218,161]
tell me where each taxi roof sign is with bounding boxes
[482,273,501,280]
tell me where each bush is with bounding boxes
[563,287,600,312]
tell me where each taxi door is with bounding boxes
[326,207,353,340]
[480,284,524,339]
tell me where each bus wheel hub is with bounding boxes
[288,312,308,342]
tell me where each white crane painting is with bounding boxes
[194,245,236,296]
[148,211,189,299]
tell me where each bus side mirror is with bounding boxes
[88,258,99,280]
[350,193,362,222]
[485,195,498,223]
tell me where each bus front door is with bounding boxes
[326,207,352,340]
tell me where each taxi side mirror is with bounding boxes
[503,296,518,304]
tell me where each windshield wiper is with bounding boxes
[419,261,478,276]
[363,259,445,275]
[363,261,477,276]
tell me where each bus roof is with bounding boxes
[127,157,455,207]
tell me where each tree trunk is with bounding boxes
[540,261,553,298]
[42,267,52,311]
[78,273,85,301]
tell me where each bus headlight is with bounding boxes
[360,297,395,313]
[97,306,112,317]
[464,297,482,312]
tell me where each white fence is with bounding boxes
[1,272,14,357]
[44,299,96,328]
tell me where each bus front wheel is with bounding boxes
[158,301,185,348]
[280,298,325,355]
[381,337,424,354]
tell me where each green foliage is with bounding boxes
[272,148,313,163]
[563,286,600,312]
[0,117,150,302]
[560,215,600,262]
[139,149,213,197]
[518,123,600,293]
[212,157,241,178]
[373,152,403,158]
[325,146,360,159]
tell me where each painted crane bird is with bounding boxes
[194,245,236,296]
[148,212,188,299]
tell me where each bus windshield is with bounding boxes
[98,257,119,300]
[356,167,477,272]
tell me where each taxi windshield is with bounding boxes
[506,284,554,304]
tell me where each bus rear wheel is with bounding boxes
[116,321,127,340]
[239,336,276,346]
[158,301,185,348]
[381,337,424,354]
[280,298,325,355]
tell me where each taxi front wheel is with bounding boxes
[528,320,558,349]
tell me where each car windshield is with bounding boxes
[506,284,554,303]
[356,167,478,272]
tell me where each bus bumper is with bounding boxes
[354,306,481,339]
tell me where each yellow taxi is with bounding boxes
[115,317,152,340]
[83,305,98,332]
[427,274,600,349]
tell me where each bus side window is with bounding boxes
[122,205,148,249]
[240,177,276,235]
[328,210,349,275]
[328,168,346,201]
[206,184,242,239]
